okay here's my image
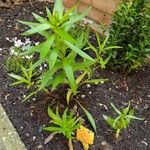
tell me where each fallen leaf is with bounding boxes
[76,126,94,150]
[44,132,57,144]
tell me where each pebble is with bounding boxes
[89,91,92,94]
[81,94,85,98]
[33,136,36,141]
[40,66,43,71]
[0,48,2,51]
[32,98,36,101]
[87,84,91,88]
[101,141,113,150]
[37,144,43,149]
[44,64,47,67]
[23,95,26,98]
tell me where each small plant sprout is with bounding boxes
[8,62,36,89]
[44,106,82,150]
[103,102,144,138]
[88,33,121,69]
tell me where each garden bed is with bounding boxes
[0,1,150,150]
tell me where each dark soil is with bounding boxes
[0,1,150,150]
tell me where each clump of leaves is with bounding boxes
[88,33,121,69]
[103,102,144,138]
[44,106,82,149]
[107,0,150,72]
[12,0,96,101]
[8,62,35,89]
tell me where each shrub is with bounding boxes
[107,0,150,72]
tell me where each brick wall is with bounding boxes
[63,0,120,24]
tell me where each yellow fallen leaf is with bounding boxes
[76,125,94,150]
[82,143,89,150]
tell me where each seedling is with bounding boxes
[88,33,121,69]
[44,106,82,149]
[8,62,36,89]
[103,102,144,138]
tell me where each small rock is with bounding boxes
[87,84,91,88]
[32,98,36,101]
[101,141,113,150]
[37,144,43,149]
[23,95,26,98]
[89,91,92,94]
[33,136,36,141]
[81,94,85,98]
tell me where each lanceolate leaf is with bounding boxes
[56,29,76,44]
[64,7,91,30]
[40,35,55,58]
[53,0,64,18]
[78,102,97,133]
[18,20,40,27]
[32,13,49,24]
[63,60,77,94]
[40,62,61,89]
[48,48,59,70]
[51,72,66,91]
[22,24,51,35]
[64,40,94,61]
[110,103,121,115]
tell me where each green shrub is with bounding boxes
[108,0,150,72]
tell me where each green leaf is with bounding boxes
[39,63,61,89]
[113,116,120,128]
[126,115,144,120]
[22,24,51,35]
[48,48,59,69]
[56,29,76,44]
[32,13,49,24]
[64,40,94,61]
[122,102,130,115]
[53,0,64,18]
[78,102,97,132]
[48,107,62,122]
[18,20,40,27]
[20,65,28,79]
[40,35,55,58]
[76,71,87,85]
[64,7,91,30]
[46,7,52,21]
[8,73,26,82]
[110,103,121,115]
[44,126,63,132]
[51,72,66,91]
[31,59,45,70]
[63,59,77,94]
[103,115,116,129]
